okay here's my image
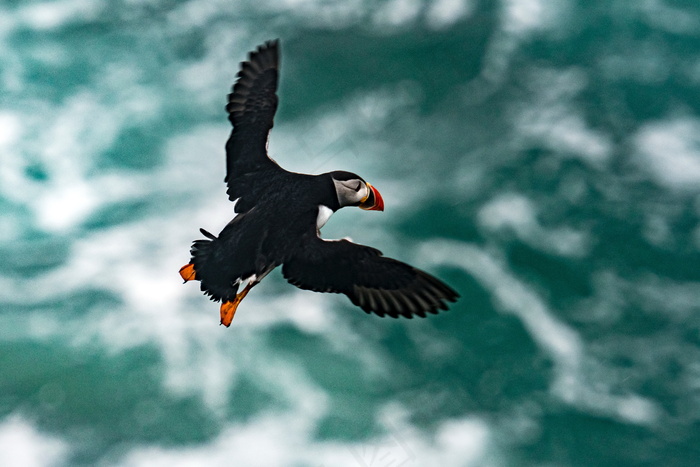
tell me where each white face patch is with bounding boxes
[316,205,334,230]
[333,178,368,208]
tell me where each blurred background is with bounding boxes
[1,0,700,465]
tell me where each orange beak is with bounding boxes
[359,183,384,211]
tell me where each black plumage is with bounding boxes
[181,40,459,325]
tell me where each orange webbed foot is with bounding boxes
[220,301,239,327]
[179,263,196,283]
[219,282,255,327]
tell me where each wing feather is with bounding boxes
[282,238,459,318]
[225,40,283,212]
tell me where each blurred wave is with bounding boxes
[1,0,700,465]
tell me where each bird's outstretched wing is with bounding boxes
[225,39,282,212]
[282,237,459,318]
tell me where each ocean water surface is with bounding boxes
[1,0,700,465]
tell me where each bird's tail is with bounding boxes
[179,228,218,283]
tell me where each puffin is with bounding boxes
[180,40,459,326]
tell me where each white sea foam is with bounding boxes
[512,67,612,166]
[0,122,230,406]
[18,0,103,31]
[426,0,474,29]
[606,272,700,322]
[373,0,422,28]
[0,416,69,467]
[639,0,700,35]
[416,240,661,426]
[521,112,611,164]
[0,68,161,231]
[462,0,572,103]
[0,112,22,148]
[502,0,556,34]
[478,193,590,257]
[118,409,492,467]
[256,0,365,28]
[634,117,700,192]
[161,0,479,31]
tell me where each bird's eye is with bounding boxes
[353,182,362,192]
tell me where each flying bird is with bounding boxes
[180,40,459,326]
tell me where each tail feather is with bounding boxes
[186,233,240,302]
[199,228,217,240]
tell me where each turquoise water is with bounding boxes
[2,0,700,465]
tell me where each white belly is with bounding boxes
[316,205,334,230]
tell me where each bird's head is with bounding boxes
[330,171,384,211]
